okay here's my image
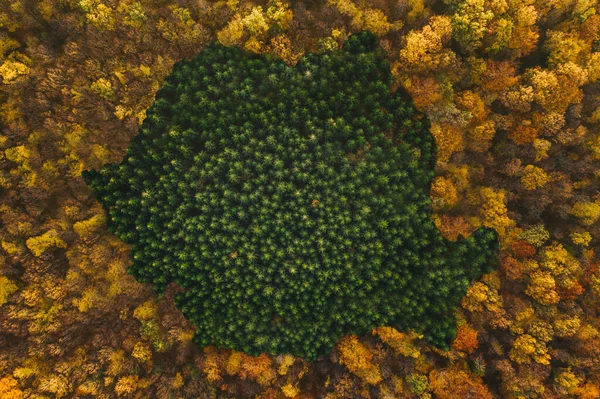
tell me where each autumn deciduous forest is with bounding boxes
[1,0,600,398]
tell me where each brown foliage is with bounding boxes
[1,0,600,398]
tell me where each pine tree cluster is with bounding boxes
[84,32,498,360]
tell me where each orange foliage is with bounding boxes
[481,60,518,92]
[500,255,524,280]
[0,376,23,399]
[557,280,584,301]
[452,324,479,354]
[407,76,443,109]
[240,354,277,386]
[3,1,600,398]
[434,215,473,241]
[509,124,539,145]
[429,368,492,399]
[511,240,536,258]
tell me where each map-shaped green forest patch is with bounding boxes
[83,32,499,360]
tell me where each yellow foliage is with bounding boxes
[356,8,392,36]
[202,349,222,383]
[117,1,146,29]
[226,351,244,375]
[0,53,30,84]
[0,276,17,306]
[478,187,513,237]
[373,326,421,358]
[72,287,99,312]
[277,354,295,375]
[399,16,455,73]
[588,133,600,160]
[467,119,496,152]
[0,376,23,399]
[529,320,553,342]
[244,36,263,54]
[541,243,581,279]
[338,335,382,385]
[554,316,581,338]
[406,373,430,396]
[88,3,115,31]
[157,7,204,43]
[90,78,114,99]
[79,0,115,31]
[526,270,560,305]
[533,138,551,161]
[138,64,151,76]
[451,0,494,50]
[266,1,293,30]
[528,67,584,112]
[281,384,300,398]
[76,380,101,396]
[133,300,158,322]
[570,231,591,246]
[509,334,550,365]
[217,14,245,46]
[430,123,464,163]
[12,367,36,380]
[407,0,425,22]
[456,89,487,120]
[106,349,125,376]
[12,358,46,382]
[328,0,358,16]
[328,0,393,36]
[39,374,69,398]
[114,375,149,396]
[171,373,184,389]
[73,214,106,238]
[545,30,587,66]
[90,143,109,165]
[557,62,589,86]
[462,281,503,313]
[270,35,302,65]
[519,224,550,247]
[4,145,31,163]
[510,307,535,335]
[243,6,270,36]
[114,105,132,120]
[529,68,558,106]
[588,52,600,82]
[26,229,67,257]
[504,87,535,113]
[219,3,292,48]
[570,201,600,225]
[430,176,459,210]
[555,369,580,390]
[131,341,152,364]
[0,35,19,60]
[520,165,550,190]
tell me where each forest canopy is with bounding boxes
[83,32,499,360]
[2,0,600,396]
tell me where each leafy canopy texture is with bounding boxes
[83,32,498,360]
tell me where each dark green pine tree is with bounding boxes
[83,31,499,361]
